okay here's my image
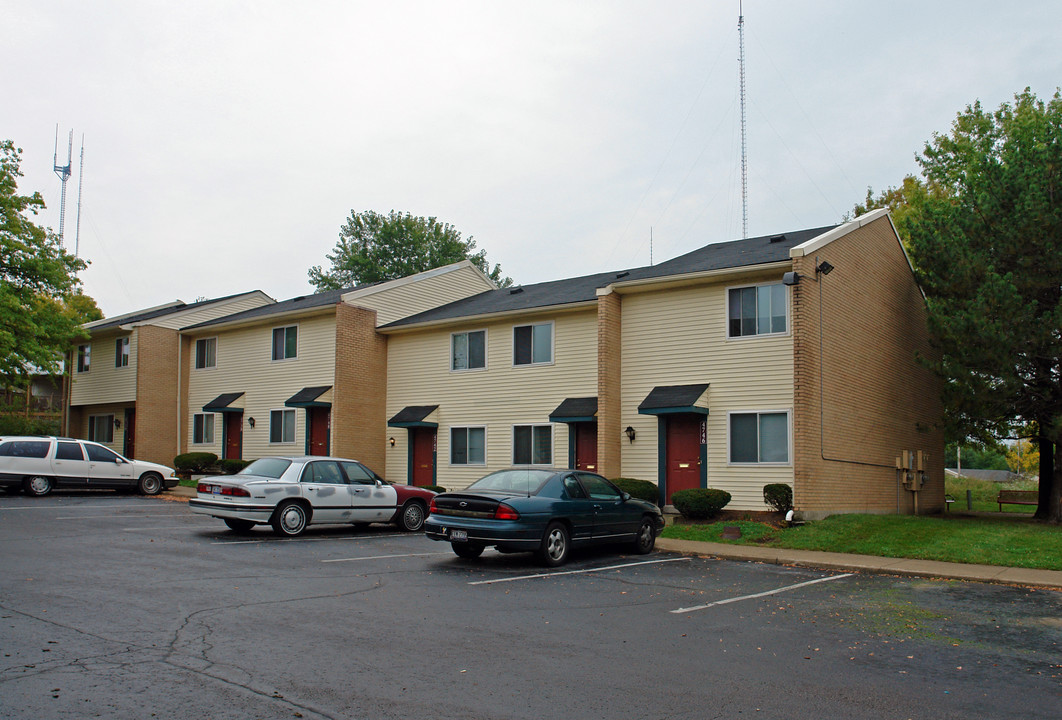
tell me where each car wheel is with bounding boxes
[224,518,255,532]
[138,472,163,496]
[24,476,53,497]
[398,501,426,532]
[452,541,485,559]
[272,501,309,537]
[633,517,656,554]
[538,521,570,567]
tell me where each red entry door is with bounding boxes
[124,409,136,459]
[225,412,243,460]
[575,422,598,472]
[665,415,703,504]
[308,407,330,456]
[411,428,436,486]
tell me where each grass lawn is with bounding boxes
[660,513,1062,571]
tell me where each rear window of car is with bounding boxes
[55,442,85,460]
[0,440,50,458]
[467,469,553,495]
[239,458,292,479]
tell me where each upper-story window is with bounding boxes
[451,330,486,371]
[195,337,217,369]
[728,283,787,338]
[513,322,552,366]
[77,344,91,373]
[115,337,129,368]
[272,326,298,361]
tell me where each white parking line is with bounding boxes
[211,534,397,546]
[671,573,854,614]
[0,504,140,511]
[468,556,691,585]
[322,552,451,563]
[57,513,181,520]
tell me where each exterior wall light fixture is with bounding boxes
[247,417,256,428]
[816,260,835,275]
[624,426,636,444]
[389,437,396,447]
[113,418,121,428]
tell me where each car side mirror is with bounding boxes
[621,492,631,502]
[115,457,123,464]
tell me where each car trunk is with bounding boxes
[431,493,508,519]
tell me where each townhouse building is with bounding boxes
[380,209,943,517]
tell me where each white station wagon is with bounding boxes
[0,436,179,497]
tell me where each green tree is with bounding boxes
[309,210,512,290]
[902,89,1062,522]
[0,140,88,384]
[852,174,943,243]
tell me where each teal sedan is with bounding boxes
[424,468,665,566]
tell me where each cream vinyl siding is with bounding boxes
[150,292,274,330]
[348,264,494,326]
[620,280,794,510]
[385,309,597,489]
[186,313,337,458]
[70,332,138,406]
[75,402,133,455]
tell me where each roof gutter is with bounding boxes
[378,299,599,334]
[598,260,792,296]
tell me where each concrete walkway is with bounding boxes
[160,487,1062,590]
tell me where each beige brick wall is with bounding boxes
[597,291,622,478]
[333,304,388,473]
[792,216,944,517]
[134,325,180,467]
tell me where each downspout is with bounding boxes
[176,334,182,456]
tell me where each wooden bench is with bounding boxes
[997,489,1037,511]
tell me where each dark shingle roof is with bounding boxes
[383,224,838,329]
[183,286,359,331]
[86,291,267,332]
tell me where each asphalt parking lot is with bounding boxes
[1,493,1060,719]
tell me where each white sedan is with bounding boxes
[188,456,437,536]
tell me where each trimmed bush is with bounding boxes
[219,458,251,475]
[672,488,731,520]
[174,452,218,474]
[611,478,659,505]
[423,485,447,494]
[0,414,60,436]
[762,483,793,513]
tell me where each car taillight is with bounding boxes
[429,498,438,514]
[494,503,520,520]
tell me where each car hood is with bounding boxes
[130,459,177,476]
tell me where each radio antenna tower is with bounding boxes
[53,126,73,247]
[738,2,748,239]
[74,136,85,259]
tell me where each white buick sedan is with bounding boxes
[188,456,437,537]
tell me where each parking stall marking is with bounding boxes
[211,533,400,546]
[322,551,452,563]
[467,556,691,585]
[671,572,854,614]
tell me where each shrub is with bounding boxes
[0,414,61,436]
[174,452,219,474]
[219,458,251,475]
[611,478,659,505]
[672,488,731,520]
[423,485,447,494]
[762,483,793,513]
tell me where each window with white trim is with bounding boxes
[513,424,552,465]
[193,413,215,445]
[728,284,787,337]
[195,337,217,369]
[450,426,485,465]
[88,414,114,444]
[451,330,486,371]
[513,322,552,365]
[269,409,296,444]
[77,344,91,373]
[115,337,129,367]
[271,326,298,361]
[729,411,790,464]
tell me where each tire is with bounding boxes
[538,521,571,567]
[633,517,656,555]
[24,476,53,497]
[398,501,427,532]
[224,518,255,532]
[452,541,485,559]
[138,472,164,496]
[271,500,309,537]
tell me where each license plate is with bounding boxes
[450,529,468,542]
[212,485,221,494]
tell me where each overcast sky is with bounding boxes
[5,1,1061,317]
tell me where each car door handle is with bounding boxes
[353,488,367,493]
[593,504,602,511]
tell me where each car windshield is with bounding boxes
[466,469,554,496]
[239,458,292,479]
